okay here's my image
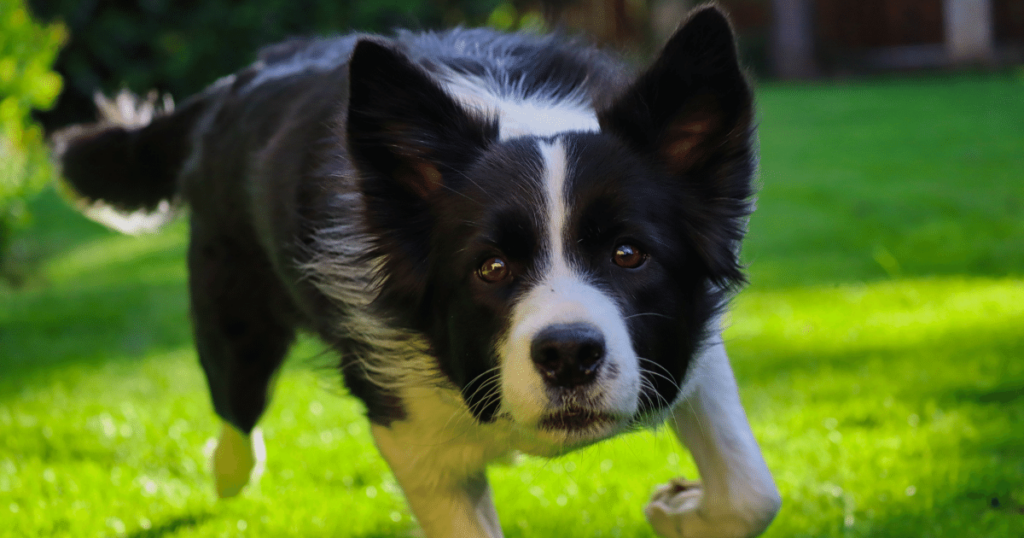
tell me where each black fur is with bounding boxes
[55,96,207,212]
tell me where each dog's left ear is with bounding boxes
[599,6,754,283]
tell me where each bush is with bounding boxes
[29,0,500,129]
[0,0,65,260]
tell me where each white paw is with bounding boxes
[207,423,265,498]
[645,478,775,538]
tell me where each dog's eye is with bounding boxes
[478,257,511,283]
[613,244,647,269]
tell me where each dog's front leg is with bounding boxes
[645,340,781,538]
[372,421,503,538]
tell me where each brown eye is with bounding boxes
[477,257,510,283]
[613,244,647,268]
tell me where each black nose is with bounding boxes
[530,323,606,388]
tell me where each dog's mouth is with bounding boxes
[538,407,617,432]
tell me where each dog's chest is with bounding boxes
[371,387,515,486]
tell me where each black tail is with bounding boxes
[54,91,207,214]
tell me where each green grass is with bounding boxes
[2,74,1023,537]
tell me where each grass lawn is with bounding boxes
[2,73,1023,537]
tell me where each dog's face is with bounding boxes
[346,11,754,450]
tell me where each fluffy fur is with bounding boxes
[56,6,779,537]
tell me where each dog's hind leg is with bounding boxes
[645,340,780,538]
[188,228,297,498]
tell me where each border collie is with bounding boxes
[55,6,780,537]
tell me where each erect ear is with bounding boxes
[599,6,753,176]
[346,39,497,199]
[345,39,497,325]
[599,7,755,285]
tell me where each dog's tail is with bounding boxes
[53,90,207,234]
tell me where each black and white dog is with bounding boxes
[56,6,779,537]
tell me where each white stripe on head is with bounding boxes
[540,138,570,270]
[498,139,640,434]
[440,73,600,140]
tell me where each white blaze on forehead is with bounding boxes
[440,74,600,140]
[494,100,600,140]
[497,139,641,430]
[539,139,570,268]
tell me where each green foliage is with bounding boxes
[29,0,500,126]
[0,0,64,253]
[486,2,545,33]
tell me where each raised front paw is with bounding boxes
[644,478,779,538]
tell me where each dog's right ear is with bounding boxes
[346,39,497,200]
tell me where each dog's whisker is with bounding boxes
[436,367,502,441]
[624,312,674,320]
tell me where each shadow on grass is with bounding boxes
[119,511,414,538]
[0,280,192,381]
[1,189,192,386]
[826,430,1024,538]
[728,291,1023,386]
[2,189,117,283]
[947,383,1024,406]
[126,513,213,538]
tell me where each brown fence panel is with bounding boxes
[993,0,1024,43]
[816,0,944,48]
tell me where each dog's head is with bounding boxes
[345,7,754,450]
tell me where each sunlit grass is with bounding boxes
[729,278,1024,538]
[2,74,1022,537]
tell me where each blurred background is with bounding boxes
[4,0,1024,248]
[1,1,1022,537]
[17,0,1024,130]
[4,0,1024,236]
